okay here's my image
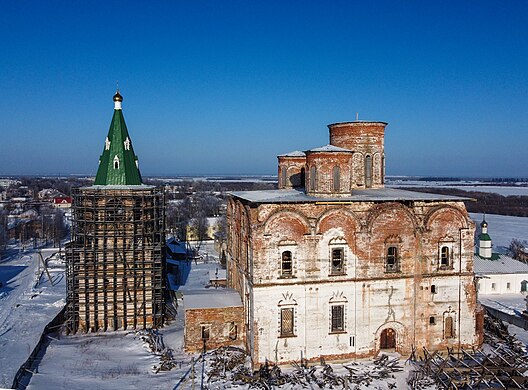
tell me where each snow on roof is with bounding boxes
[278,150,306,157]
[183,288,242,309]
[230,187,471,204]
[474,253,528,275]
[306,144,352,153]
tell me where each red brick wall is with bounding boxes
[184,306,245,353]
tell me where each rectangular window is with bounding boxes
[331,305,345,332]
[444,316,454,339]
[429,316,436,325]
[201,325,210,340]
[386,246,399,272]
[281,251,292,277]
[330,248,344,275]
[507,282,511,290]
[491,283,496,291]
[280,308,294,337]
[431,285,436,294]
[440,246,450,267]
[228,322,237,340]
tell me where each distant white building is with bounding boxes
[474,218,528,295]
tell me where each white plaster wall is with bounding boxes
[477,273,528,295]
[252,274,477,364]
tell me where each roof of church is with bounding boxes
[230,187,471,203]
[94,92,143,186]
[474,253,528,274]
[278,150,306,157]
[306,144,352,153]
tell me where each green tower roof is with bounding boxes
[94,92,143,186]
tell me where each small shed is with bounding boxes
[183,289,245,353]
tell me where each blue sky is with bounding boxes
[0,1,527,177]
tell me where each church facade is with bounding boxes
[227,121,483,364]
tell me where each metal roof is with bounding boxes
[474,253,528,275]
[306,144,352,153]
[230,187,472,204]
[94,96,143,186]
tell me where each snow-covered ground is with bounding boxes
[0,247,66,388]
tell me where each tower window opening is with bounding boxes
[281,250,292,277]
[332,166,340,192]
[365,155,372,188]
[386,246,399,272]
[113,155,120,169]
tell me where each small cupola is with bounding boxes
[478,216,492,259]
[113,90,123,110]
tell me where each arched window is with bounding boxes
[386,246,399,272]
[309,166,317,191]
[113,155,120,170]
[331,248,344,275]
[332,166,340,192]
[365,155,372,188]
[521,280,528,293]
[440,246,450,267]
[281,250,292,276]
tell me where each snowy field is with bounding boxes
[387,179,528,196]
[468,212,528,252]
[0,247,65,388]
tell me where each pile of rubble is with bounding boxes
[206,348,404,389]
[136,329,186,373]
[408,314,528,389]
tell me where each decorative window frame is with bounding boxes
[443,307,456,339]
[113,155,120,170]
[328,237,347,276]
[278,292,297,338]
[329,291,347,334]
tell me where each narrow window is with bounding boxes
[429,316,436,325]
[201,325,210,340]
[444,316,454,339]
[431,285,437,294]
[281,166,287,188]
[123,137,131,150]
[440,246,450,267]
[280,308,294,337]
[332,166,340,192]
[386,246,398,272]
[491,283,496,291]
[300,168,306,188]
[113,155,120,169]
[281,251,292,277]
[331,305,344,332]
[228,322,237,340]
[331,248,344,275]
[507,282,511,290]
[309,166,317,191]
[365,155,372,188]
[521,280,527,292]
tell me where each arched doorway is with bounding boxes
[380,328,396,350]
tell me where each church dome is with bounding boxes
[481,219,488,228]
[113,91,123,102]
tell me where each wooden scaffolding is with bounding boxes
[65,186,165,333]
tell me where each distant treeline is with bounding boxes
[411,177,528,183]
[403,187,528,217]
